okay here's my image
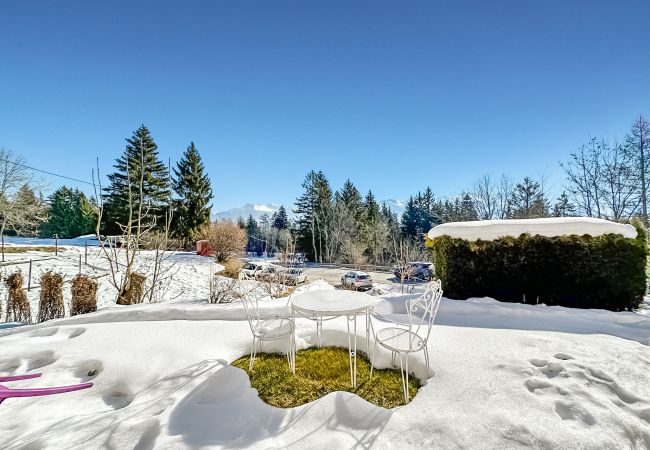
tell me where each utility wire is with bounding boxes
[0,158,95,186]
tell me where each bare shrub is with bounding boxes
[202,221,247,262]
[209,275,242,304]
[117,272,146,305]
[37,271,65,322]
[71,274,98,316]
[222,259,244,279]
[6,272,31,323]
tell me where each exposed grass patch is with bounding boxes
[1,246,62,253]
[232,346,420,409]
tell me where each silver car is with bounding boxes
[285,268,307,286]
[340,271,373,290]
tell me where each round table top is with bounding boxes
[291,289,374,316]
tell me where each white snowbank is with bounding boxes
[1,282,649,449]
[428,217,638,241]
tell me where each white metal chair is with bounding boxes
[370,279,443,402]
[240,285,296,374]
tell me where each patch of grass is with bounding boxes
[232,346,420,409]
[1,246,62,253]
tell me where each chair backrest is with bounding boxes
[407,279,443,345]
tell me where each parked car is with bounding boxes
[340,271,373,290]
[393,262,434,280]
[285,268,307,286]
[240,262,268,278]
[254,265,283,282]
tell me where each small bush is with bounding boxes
[117,272,146,305]
[37,271,65,322]
[222,259,244,279]
[71,274,98,316]
[429,225,648,311]
[209,275,242,304]
[6,272,31,323]
[200,221,247,262]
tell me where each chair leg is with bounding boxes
[370,339,379,379]
[424,346,430,375]
[405,354,410,403]
[249,336,257,371]
[391,351,397,367]
[398,353,407,404]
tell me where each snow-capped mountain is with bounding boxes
[381,199,405,216]
[215,199,405,221]
[214,203,284,221]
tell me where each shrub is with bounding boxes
[428,226,647,311]
[37,271,65,322]
[71,274,98,315]
[5,272,31,323]
[200,221,247,262]
[222,259,244,279]
[117,272,146,305]
[209,275,242,304]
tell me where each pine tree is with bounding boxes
[102,125,170,235]
[272,206,290,230]
[400,196,419,238]
[511,177,548,219]
[339,179,363,222]
[553,191,575,217]
[245,215,259,253]
[294,171,332,262]
[41,186,97,238]
[172,142,213,242]
[12,185,47,237]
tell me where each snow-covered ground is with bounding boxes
[0,245,649,449]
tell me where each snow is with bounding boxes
[428,217,638,241]
[1,251,649,448]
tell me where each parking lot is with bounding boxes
[301,264,397,288]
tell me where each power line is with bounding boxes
[0,158,95,186]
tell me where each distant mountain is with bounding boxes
[215,199,405,222]
[214,203,284,221]
[381,199,405,216]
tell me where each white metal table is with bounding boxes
[291,290,374,388]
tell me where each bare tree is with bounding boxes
[496,174,515,219]
[0,150,46,257]
[472,174,497,220]
[628,116,650,223]
[392,237,427,293]
[601,142,639,220]
[561,139,605,218]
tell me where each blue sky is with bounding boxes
[1,1,649,211]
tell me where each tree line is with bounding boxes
[1,115,647,262]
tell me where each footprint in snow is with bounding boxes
[27,350,57,371]
[74,359,103,382]
[553,353,574,361]
[103,382,134,410]
[554,400,596,426]
[29,327,59,337]
[0,357,21,374]
[67,328,86,339]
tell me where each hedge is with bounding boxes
[427,224,648,311]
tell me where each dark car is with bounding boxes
[393,262,434,280]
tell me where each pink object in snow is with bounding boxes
[0,373,93,405]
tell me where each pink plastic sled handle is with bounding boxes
[0,373,43,382]
[0,382,93,404]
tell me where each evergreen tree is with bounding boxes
[245,215,259,253]
[294,171,332,262]
[272,205,290,230]
[172,142,213,242]
[236,216,246,229]
[11,184,47,236]
[459,193,478,221]
[553,191,576,217]
[400,196,419,238]
[511,177,548,218]
[102,125,170,235]
[339,179,363,222]
[41,186,97,238]
[627,116,650,223]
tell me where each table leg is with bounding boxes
[353,314,358,388]
[346,316,353,386]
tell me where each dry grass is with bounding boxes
[117,272,146,305]
[5,272,31,322]
[221,259,244,279]
[1,246,63,253]
[37,271,65,322]
[71,274,98,315]
[232,347,420,409]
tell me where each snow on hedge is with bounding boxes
[428,217,638,241]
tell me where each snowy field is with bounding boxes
[0,244,649,449]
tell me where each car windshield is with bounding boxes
[243,263,257,270]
